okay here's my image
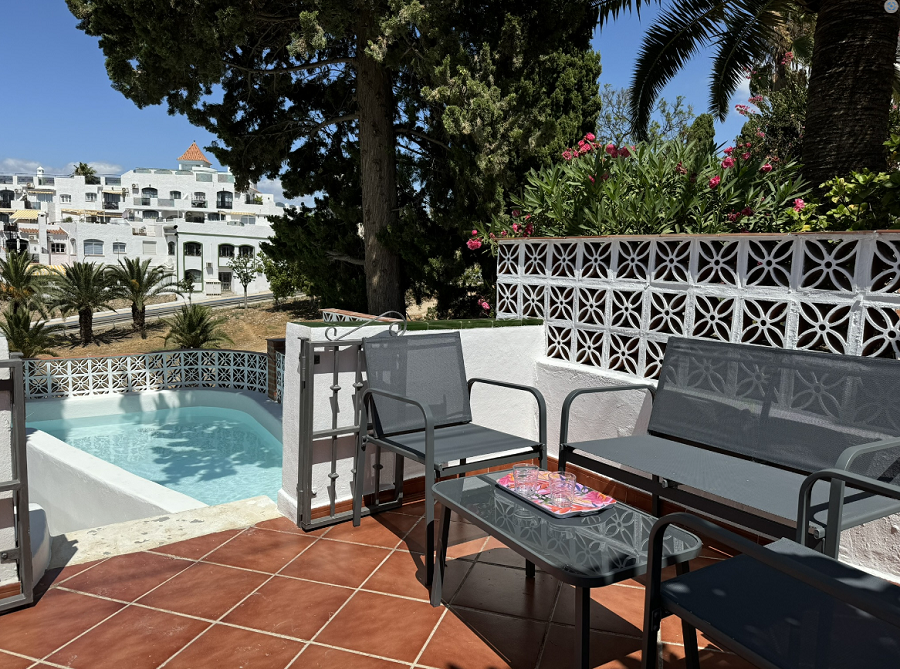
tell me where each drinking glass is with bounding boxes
[512,463,539,497]
[548,471,577,508]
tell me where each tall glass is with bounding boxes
[548,471,577,507]
[512,463,539,498]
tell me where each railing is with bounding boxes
[0,176,12,185]
[217,201,233,209]
[105,177,121,186]
[191,200,207,208]
[218,174,235,183]
[195,173,213,182]
[103,202,119,210]
[157,198,175,208]
[16,177,31,185]
[496,232,900,379]
[133,198,152,206]
[24,349,268,400]
[38,177,54,186]
[274,351,285,403]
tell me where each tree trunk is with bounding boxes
[357,15,403,315]
[79,308,92,346]
[802,0,900,188]
[136,305,147,339]
[243,286,248,309]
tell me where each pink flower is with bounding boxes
[578,140,585,147]
[512,223,519,232]
[741,207,753,217]
[583,143,592,152]
[741,152,751,160]
[756,131,766,138]
[727,212,740,222]
[512,210,520,218]
[617,146,631,158]
[675,162,687,175]
[781,51,794,65]
[721,157,735,169]
[562,149,573,161]
[724,146,734,155]
[471,229,478,236]
[481,301,490,311]
[748,95,764,105]
[489,233,496,240]
[760,163,773,173]
[524,223,534,236]
[605,143,617,156]
[793,198,806,212]
[601,173,610,181]
[585,132,596,141]
[524,214,531,220]
[466,239,482,250]
[589,176,595,183]
[709,176,721,189]
[500,230,507,236]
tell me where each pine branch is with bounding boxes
[227,58,356,75]
[396,128,450,150]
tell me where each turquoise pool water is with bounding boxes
[28,406,283,506]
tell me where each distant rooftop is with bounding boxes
[178,141,211,165]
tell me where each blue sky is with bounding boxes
[0,1,748,192]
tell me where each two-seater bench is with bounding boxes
[559,337,900,556]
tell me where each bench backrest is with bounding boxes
[364,331,472,435]
[649,338,900,477]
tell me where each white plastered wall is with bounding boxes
[0,337,14,588]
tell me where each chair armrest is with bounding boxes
[645,512,900,634]
[835,437,900,471]
[362,388,435,463]
[797,467,900,543]
[560,385,656,446]
[467,378,547,447]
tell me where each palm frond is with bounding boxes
[594,0,665,27]
[629,0,727,139]
[709,0,782,120]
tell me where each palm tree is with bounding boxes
[162,304,233,349]
[72,162,96,178]
[0,251,49,315]
[49,262,117,346]
[603,0,900,186]
[0,310,60,359]
[108,257,178,338]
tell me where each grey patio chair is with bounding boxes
[353,331,547,585]
[642,470,900,668]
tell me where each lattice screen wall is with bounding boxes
[495,232,900,379]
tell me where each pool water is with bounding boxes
[28,406,283,506]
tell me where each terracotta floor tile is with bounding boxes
[551,584,643,638]
[165,624,303,669]
[536,625,644,669]
[151,530,242,560]
[203,527,315,573]
[403,520,488,557]
[0,589,123,658]
[451,562,559,622]
[393,500,426,517]
[138,562,269,619]
[420,607,547,669]
[34,560,105,597]
[0,651,38,669]
[362,550,430,599]
[60,552,191,602]
[280,540,390,588]
[47,606,209,669]
[256,516,327,536]
[290,644,406,669]
[316,590,443,662]
[223,576,352,640]
[324,513,420,548]
[477,537,533,569]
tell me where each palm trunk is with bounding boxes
[357,14,403,315]
[137,305,147,338]
[801,0,900,188]
[79,308,93,346]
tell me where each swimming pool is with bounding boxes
[28,406,283,506]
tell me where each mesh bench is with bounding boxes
[353,331,547,585]
[559,337,900,555]
[642,470,900,669]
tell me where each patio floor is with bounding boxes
[0,503,754,669]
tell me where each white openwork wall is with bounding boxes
[274,351,285,403]
[496,232,900,379]
[24,350,268,400]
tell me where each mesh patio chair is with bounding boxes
[353,331,547,585]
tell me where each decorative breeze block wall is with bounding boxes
[495,232,900,379]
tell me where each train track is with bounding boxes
[50,292,275,332]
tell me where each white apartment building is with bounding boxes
[0,143,284,296]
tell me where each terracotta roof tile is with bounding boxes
[178,142,211,164]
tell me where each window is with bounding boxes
[184,242,202,257]
[207,213,221,221]
[218,244,235,258]
[185,269,202,283]
[143,241,156,255]
[36,193,53,203]
[169,191,181,200]
[50,242,66,254]
[168,241,176,255]
[84,239,103,255]
[240,216,256,226]
[239,245,254,257]
[85,193,97,202]
[112,242,126,254]
[143,210,159,221]
[141,187,158,199]
[216,190,233,209]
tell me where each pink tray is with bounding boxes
[496,471,616,518]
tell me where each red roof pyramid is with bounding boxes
[178,141,211,164]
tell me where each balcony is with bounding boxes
[157,198,176,208]
[216,202,233,210]
[133,198,152,206]
[103,202,119,211]
[191,199,208,209]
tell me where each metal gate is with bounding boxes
[0,360,32,613]
[295,315,406,530]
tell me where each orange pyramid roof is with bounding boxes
[178,142,211,164]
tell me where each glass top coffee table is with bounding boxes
[431,471,703,669]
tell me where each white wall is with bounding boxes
[278,323,544,520]
[27,430,205,535]
[0,337,14,587]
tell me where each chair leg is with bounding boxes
[425,474,436,587]
[676,562,701,669]
[558,446,568,473]
[352,440,366,527]
[430,503,452,607]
